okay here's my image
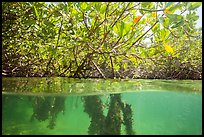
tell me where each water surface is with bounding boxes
[2,78,202,135]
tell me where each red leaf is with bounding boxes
[133,16,142,24]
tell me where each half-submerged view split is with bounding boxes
[2,2,202,135]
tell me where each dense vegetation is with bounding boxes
[2,2,202,79]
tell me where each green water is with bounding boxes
[2,78,202,135]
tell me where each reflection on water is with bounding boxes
[2,77,202,95]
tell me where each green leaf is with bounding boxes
[123,22,131,36]
[81,2,87,10]
[113,21,124,36]
[71,7,78,15]
[44,20,55,27]
[113,25,119,36]
[123,62,128,69]
[186,11,200,21]
[100,4,107,14]
[188,2,202,10]
[160,28,170,41]
[162,17,170,28]
[34,6,39,20]
[192,15,199,21]
[166,14,184,27]
[139,18,145,24]
[95,3,101,11]
[120,21,125,37]
[141,2,154,9]
[171,20,184,28]
[114,64,120,71]
[24,19,36,26]
[166,14,183,22]
[167,3,182,14]
[152,23,160,33]
[54,11,62,17]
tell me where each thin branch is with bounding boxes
[129,53,143,59]
[126,3,140,11]
[125,20,159,52]
[86,42,101,53]
[88,18,106,38]
[167,28,180,38]
[100,3,130,46]
[112,21,146,51]
[91,60,106,79]
[82,12,90,31]
[138,8,165,12]
[111,3,130,28]
[120,12,130,21]
[109,2,125,16]
[73,53,92,78]
[56,17,63,47]
[44,17,63,76]
[101,3,110,46]
[111,37,122,50]
[110,55,115,78]
[184,30,200,38]
[181,9,187,15]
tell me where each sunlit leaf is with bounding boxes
[152,12,157,18]
[123,22,131,36]
[100,4,107,14]
[188,2,202,10]
[113,24,119,35]
[81,2,87,10]
[141,2,154,9]
[164,9,172,14]
[34,6,39,20]
[163,17,170,28]
[164,43,174,53]
[152,23,160,32]
[72,7,78,15]
[114,64,120,71]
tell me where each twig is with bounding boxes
[100,3,130,47]
[82,12,90,31]
[111,37,122,50]
[138,8,165,12]
[91,60,106,79]
[126,3,140,11]
[167,28,180,38]
[111,3,130,28]
[110,55,115,78]
[109,2,125,16]
[184,30,200,38]
[125,20,159,52]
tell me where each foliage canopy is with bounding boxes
[2,2,202,79]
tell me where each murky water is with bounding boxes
[2,78,202,135]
